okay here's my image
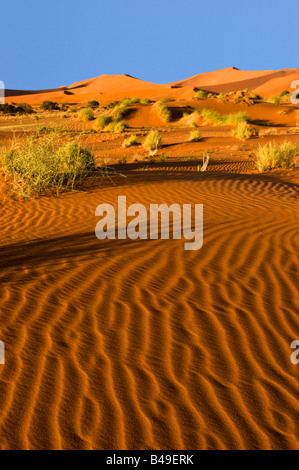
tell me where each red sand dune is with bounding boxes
[5,68,299,105]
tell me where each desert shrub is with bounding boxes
[250,92,263,100]
[122,135,139,148]
[154,102,171,123]
[255,142,298,172]
[111,103,128,121]
[140,98,151,105]
[280,90,290,98]
[88,100,99,109]
[121,97,142,106]
[104,120,126,133]
[14,103,34,114]
[0,134,96,197]
[78,107,94,121]
[40,101,59,111]
[105,100,121,109]
[268,96,281,105]
[189,130,202,142]
[195,90,208,99]
[160,98,175,103]
[200,108,249,125]
[231,122,259,140]
[143,130,162,151]
[0,104,18,115]
[93,114,112,130]
[217,93,226,99]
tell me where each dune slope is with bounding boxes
[0,170,298,450]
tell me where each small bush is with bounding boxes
[88,100,99,109]
[78,107,94,122]
[255,142,298,172]
[143,130,162,151]
[93,115,112,130]
[0,134,96,197]
[121,97,142,106]
[111,103,128,121]
[154,102,171,123]
[280,90,290,98]
[40,101,59,111]
[200,108,249,126]
[104,120,126,133]
[122,135,139,148]
[195,90,208,99]
[231,122,259,140]
[16,103,34,114]
[189,130,202,142]
[268,96,281,105]
[0,104,16,114]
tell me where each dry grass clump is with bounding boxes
[200,108,249,126]
[93,115,112,130]
[122,135,140,148]
[231,122,259,140]
[255,142,298,172]
[143,130,162,151]
[194,90,208,99]
[189,130,202,142]
[154,102,171,123]
[104,120,126,133]
[78,107,94,122]
[0,133,96,197]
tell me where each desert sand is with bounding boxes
[0,68,298,450]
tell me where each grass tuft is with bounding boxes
[143,130,162,151]
[189,130,202,142]
[255,142,298,172]
[0,133,96,197]
[122,135,140,148]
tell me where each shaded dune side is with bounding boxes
[0,173,298,450]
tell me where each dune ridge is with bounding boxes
[5,67,299,105]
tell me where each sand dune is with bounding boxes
[170,67,299,97]
[5,68,299,105]
[0,168,298,450]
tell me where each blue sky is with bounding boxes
[1,0,298,90]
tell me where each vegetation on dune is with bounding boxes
[189,130,202,142]
[0,103,34,115]
[78,107,94,122]
[104,120,126,133]
[40,100,59,111]
[93,115,112,130]
[154,102,171,123]
[111,103,128,121]
[255,142,298,172]
[200,108,249,126]
[143,130,162,151]
[0,134,97,197]
[280,90,290,98]
[267,96,281,105]
[88,100,100,109]
[194,90,208,99]
[231,122,259,140]
[122,135,140,148]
